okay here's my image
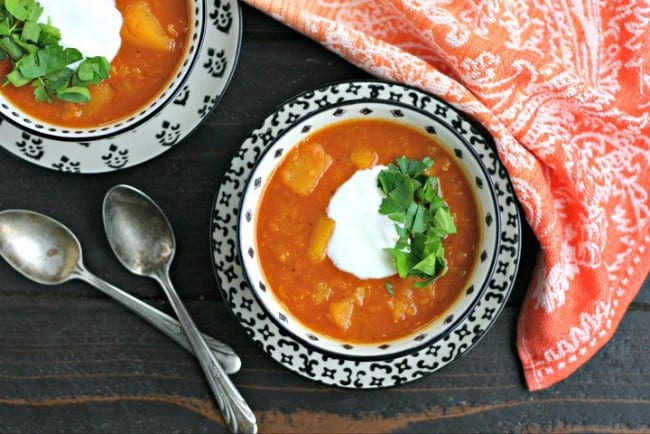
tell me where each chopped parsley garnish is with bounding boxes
[0,0,110,104]
[384,281,394,295]
[378,156,457,288]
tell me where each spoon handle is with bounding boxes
[156,272,257,434]
[74,266,241,375]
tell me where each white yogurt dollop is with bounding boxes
[38,0,123,62]
[326,166,399,279]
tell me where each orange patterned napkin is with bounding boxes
[244,0,650,390]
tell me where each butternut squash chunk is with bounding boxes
[390,289,418,323]
[85,83,115,115]
[121,1,173,51]
[350,149,378,169]
[308,216,335,262]
[353,286,367,306]
[61,83,115,120]
[329,299,354,331]
[329,287,367,330]
[280,142,333,195]
[313,282,333,305]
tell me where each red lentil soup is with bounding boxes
[0,0,190,128]
[255,119,481,343]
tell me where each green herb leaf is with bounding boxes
[377,169,397,193]
[44,46,82,72]
[27,1,43,22]
[412,250,441,276]
[413,278,435,288]
[56,86,90,103]
[0,21,13,37]
[379,195,402,216]
[21,20,39,42]
[16,52,45,78]
[384,282,394,296]
[0,0,110,104]
[32,80,50,102]
[1,36,24,60]
[433,207,457,235]
[72,56,110,86]
[377,156,457,288]
[38,23,60,46]
[5,0,31,21]
[4,68,29,86]
[12,33,38,54]
[391,249,417,278]
[43,67,72,92]
[396,156,433,176]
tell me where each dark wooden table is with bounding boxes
[0,5,648,433]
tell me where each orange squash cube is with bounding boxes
[390,289,418,323]
[350,149,378,169]
[280,142,333,195]
[353,286,367,306]
[328,287,368,331]
[62,83,115,120]
[85,83,115,114]
[308,216,335,262]
[121,1,173,51]
[313,282,333,305]
[329,299,354,331]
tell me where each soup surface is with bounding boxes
[256,119,481,343]
[0,0,189,128]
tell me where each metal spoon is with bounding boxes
[103,185,257,434]
[0,209,241,375]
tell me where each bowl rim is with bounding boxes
[0,0,207,142]
[234,92,503,360]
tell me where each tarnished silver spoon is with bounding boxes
[0,209,241,374]
[103,185,257,434]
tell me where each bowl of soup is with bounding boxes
[0,0,200,138]
[238,98,502,358]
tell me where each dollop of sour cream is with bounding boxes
[38,0,123,63]
[326,166,399,279]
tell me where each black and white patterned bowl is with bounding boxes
[213,80,521,388]
[238,97,502,359]
[0,0,204,140]
[0,0,240,173]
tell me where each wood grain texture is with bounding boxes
[0,298,647,433]
[0,4,647,433]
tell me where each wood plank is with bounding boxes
[241,3,299,37]
[0,297,647,433]
[206,40,370,128]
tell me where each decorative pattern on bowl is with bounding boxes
[0,0,203,139]
[212,80,522,388]
[0,0,241,173]
[238,100,501,359]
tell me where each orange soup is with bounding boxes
[0,0,189,128]
[256,119,481,343]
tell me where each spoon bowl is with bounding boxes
[0,210,81,285]
[0,208,241,374]
[103,187,175,277]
